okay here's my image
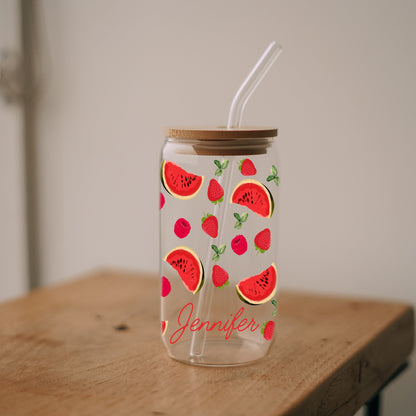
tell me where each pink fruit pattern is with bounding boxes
[174,218,191,239]
[212,265,229,288]
[161,156,279,341]
[239,158,257,176]
[261,320,274,340]
[208,179,224,205]
[254,228,271,253]
[231,235,248,255]
[161,276,171,297]
[201,214,218,238]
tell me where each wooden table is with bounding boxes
[0,271,413,416]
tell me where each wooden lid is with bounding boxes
[163,126,278,140]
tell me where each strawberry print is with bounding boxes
[208,179,224,205]
[212,265,229,288]
[239,158,257,176]
[261,320,275,340]
[231,235,247,255]
[201,214,218,238]
[174,218,191,239]
[254,228,271,253]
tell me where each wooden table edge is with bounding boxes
[285,303,414,416]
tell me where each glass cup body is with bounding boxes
[160,134,279,366]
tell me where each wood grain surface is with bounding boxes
[0,271,413,416]
[163,127,278,140]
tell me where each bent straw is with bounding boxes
[190,41,282,360]
[227,41,282,129]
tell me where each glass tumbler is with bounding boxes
[160,127,279,366]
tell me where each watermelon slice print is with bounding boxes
[162,320,168,335]
[230,180,274,218]
[236,263,277,305]
[161,161,204,200]
[161,276,171,297]
[164,247,204,294]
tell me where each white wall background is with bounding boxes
[0,0,27,302]
[26,0,416,414]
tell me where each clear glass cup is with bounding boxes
[160,127,279,366]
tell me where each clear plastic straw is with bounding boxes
[190,167,234,359]
[190,41,282,361]
[227,41,282,129]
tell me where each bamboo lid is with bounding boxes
[163,126,278,140]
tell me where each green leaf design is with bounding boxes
[255,245,265,254]
[219,280,230,289]
[214,160,221,168]
[271,299,277,316]
[271,165,278,176]
[240,212,248,222]
[233,213,241,221]
[218,244,226,254]
[201,212,212,223]
[211,245,219,254]
[218,196,223,203]
[274,177,280,186]
[235,222,242,230]
[221,159,229,169]
[212,254,220,262]
[238,160,243,171]
[266,175,275,182]
[215,168,223,177]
